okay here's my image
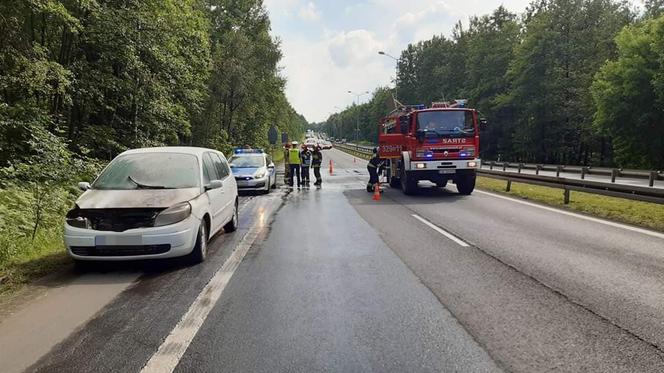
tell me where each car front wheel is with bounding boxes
[224,200,239,232]
[187,223,208,264]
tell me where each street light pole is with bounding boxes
[378,51,399,101]
[333,105,342,138]
[348,90,369,142]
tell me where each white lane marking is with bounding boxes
[475,190,664,240]
[140,226,264,373]
[412,214,470,247]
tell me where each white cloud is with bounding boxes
[298,2,321,22]
[328,30,383,68]
[268,0,639,122]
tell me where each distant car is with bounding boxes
[305,139,317,150]
[229,149,277,193]
[64,147,238,264]
[322,141,333,150]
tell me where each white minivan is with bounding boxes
[64,147,238,264]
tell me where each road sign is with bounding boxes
[268,126,278,145]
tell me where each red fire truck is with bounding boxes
[378,100,487,195]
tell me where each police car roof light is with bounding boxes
[234,148,264,154]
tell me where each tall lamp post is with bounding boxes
[348,90,370,142]
[378,51,399,101]
[333,105,342,138]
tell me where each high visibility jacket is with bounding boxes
[288,148,301,164]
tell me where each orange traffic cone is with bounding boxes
[329,160,334,175]
[373,181,381,201]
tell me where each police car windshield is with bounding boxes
[229,155,265,168]
[418,111,474,135]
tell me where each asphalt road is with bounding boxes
[3,148,664,372]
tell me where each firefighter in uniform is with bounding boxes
[312,145,323,186]
[283,143,291,181]
[300,143,312,186]
[288,141,302,187]
[367,147,385,192]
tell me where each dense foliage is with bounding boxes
[0,0,305,268]
[0,0,305,166]
[321,0,663,169]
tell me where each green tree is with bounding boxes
[592,15,664,169]
[499,0,632,164]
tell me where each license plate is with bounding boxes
[95,235,142,246]
[438,169,456,174]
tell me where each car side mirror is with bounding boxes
[78,182,91,191]
[268,163,275,169]
[416,129,426,142]
[205,180,223,191]
[479,118,488,130]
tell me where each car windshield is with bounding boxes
[92,153,200,190]
[229,155,265,168]
[417,111,475,135]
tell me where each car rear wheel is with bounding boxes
[224,200,239,232]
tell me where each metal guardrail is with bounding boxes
[334,145,664,204]
[335,143,373,159]
[483,161,663,187]
[479,169,664,205]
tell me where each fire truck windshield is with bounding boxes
[417,111,474,136]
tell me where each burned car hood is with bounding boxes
[76,188,201,209]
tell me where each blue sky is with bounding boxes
[263,0,643,122]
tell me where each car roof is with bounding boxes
[119,147,223,157]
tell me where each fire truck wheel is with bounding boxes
[400,163,418,195]
[456,174,476,195]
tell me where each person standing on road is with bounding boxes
[300,144,312,186]
[367,147,385,193]
[283,143,291,182]
[288,141,302,187]
[312,145,323,186]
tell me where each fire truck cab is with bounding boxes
[378,100,486,195]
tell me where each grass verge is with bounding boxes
[0,230,72,297]
[476,176,664,232]
[0,185,75,297]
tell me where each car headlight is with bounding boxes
[154,202,192,227]
[255,170,266,179]
[66,205,90,229]
[415,163,427,169]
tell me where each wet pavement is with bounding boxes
[4,149,664,372]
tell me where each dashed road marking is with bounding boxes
[412,214,470,247]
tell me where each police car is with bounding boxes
[228,148,277,193]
